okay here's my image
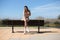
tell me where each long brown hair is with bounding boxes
[24,6,31,17]
[24,6,29,12]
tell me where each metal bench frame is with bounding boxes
[2,20,44,33]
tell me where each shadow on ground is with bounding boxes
[14,30,58,34]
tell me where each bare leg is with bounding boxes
[24,21,26,34]
[26,22,29,32]
[24,21,29,34]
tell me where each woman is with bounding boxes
[23,6,31,34]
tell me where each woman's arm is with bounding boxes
[28,10,31,16]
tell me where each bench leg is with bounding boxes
[38,26,40,33]
[12,25,14,33]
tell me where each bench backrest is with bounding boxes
[2,20,44,26]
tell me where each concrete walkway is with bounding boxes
[0,27,60,40]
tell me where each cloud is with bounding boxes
[31,1,60,18]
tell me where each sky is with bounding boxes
[0,0,60,19]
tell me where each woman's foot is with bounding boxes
[26,27,30,33]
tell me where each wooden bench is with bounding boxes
[2,20,44,33]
